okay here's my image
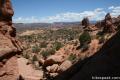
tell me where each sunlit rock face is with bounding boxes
[0,0,22,60]
[0,0,22,79]
[102,13,116,33]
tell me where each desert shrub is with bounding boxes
[81,43,89,52]
[48,48,56,55]
[41,49,55,58]
[23,53,30,59]
[53,41,63,51]
[32,44,40,53]
[68,54,76,62]
[79,31,91,47]
[32,55,38,62]
[39,41,47,48]
[22,35,34,42]
[68,35,74,41]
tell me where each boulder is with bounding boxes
[59,60,72,72]
[46,64,59,73]
[49,73,59,77]
[0,0,23,80]
[44,55,65,66]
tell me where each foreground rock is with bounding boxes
[0,0,22,60]
[0,56,19,80]
[59,60,72,72]
[17,58,43,80]
[0,0,23,80]
[44,55,65,66]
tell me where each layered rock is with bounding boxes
[0,0,23,80]
[102,13,116,33]
[112,15,120,30]
[0,0,22,60]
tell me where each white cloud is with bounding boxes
[108,6,114,9]
[13,16,40,23]
[108,6,120,17]
[39,8,106,23]
[13,6,120,23]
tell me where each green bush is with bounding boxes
[41,49,55,58]
[39,41,47,48]
[32,44,40,53]
[68,54,76,62]
[79,31,91,47]
[32,55,38,62]
[23,53,30,59]
[53,41,63,51]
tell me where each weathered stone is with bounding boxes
[49,73,58,77]
[59,60,72,72]
[0,0,23,60]
[46,64,59,73]
[102,13,116,33]
[81,17,90,29]
[44,55,64,66]
[0,71,6,77]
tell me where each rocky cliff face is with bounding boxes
[102,13,116,33]
[0,0,22,60]
[0,0,22,79]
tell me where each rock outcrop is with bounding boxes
[96,14,120,31]
[0,0,23,80]
[55,28,120,80]
[0,0,22,60]
[102,13,116,33]
[113,15,120,30]
[82,17,90,29]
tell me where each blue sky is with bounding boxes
[12,0,120,23]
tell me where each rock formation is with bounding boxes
[0,0,22,80]
[81,17,90,29]
[112,15,120,30]
[0,0,22,60]
[102,13,116,33]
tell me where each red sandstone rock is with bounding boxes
[44,55,65,66]
[0,0,23,60]
[0,0,23,80]
[59,60,72,72]
[103,13,116,33]
[46,64,59,73]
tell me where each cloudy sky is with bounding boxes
[12,0,120,23]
